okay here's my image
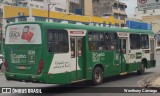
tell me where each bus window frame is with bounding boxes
[47,29,69,54]
[88,32,118,51]
[104,32,118,51]
[88,32,105,51]
[130,33,141,50]
[141,34,149,49]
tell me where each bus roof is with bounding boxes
[6,22,155,36]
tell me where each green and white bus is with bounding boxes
[4,22,156,85]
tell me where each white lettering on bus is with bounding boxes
[54,61,70,69]
[70,31,84,34]
[28,51,35,54]
[13,54,26,59]
[92,52,105,62]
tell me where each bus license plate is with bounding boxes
[19,66,26,69]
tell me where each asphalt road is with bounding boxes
[0,53,160,96]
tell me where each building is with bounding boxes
[131,6,160,33]
[84,0,92,16]
[0,0,123,33]
[133,7,160,20]
[92,0,127,25]
[142,15,160,33]
[68,0,84,15]
[2,0,67,12]
[3,5,120,24]
[0,4,3,28]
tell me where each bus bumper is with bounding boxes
[4,72,45,83]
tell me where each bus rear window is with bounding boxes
[5,24,41,44]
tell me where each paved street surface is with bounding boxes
[0,53,160,96]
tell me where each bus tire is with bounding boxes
[92,67,103,85]
[5,77,11,80]
[137,62,145,75]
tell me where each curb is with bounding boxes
[139,74,160,91]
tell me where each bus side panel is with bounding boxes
[44,73,70,84]
[85,51,120,80]
[42,27,71,84]
[104,51,121,77]
[146,60,156,69]
[42,52,71,84]
[126,63,140,72]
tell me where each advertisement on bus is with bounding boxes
[5,24,41,44]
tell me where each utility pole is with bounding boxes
[48,0,57,22]
[66,0,70,14]
[48,0,51,22]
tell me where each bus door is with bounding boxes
[69,30,86,82]
[70,37,85,81]
[120,37,128,72]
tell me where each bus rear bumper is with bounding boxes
[4,72,45,83]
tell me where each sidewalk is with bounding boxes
[149,74,160,87]
[142,74,160,90]
[0,70,4,76]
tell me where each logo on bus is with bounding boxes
[92,52,105,62]
[28,51,35,63]
[136,53,142,59]
[11,53,27,63]
[13,54,26,59]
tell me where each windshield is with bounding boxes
[5,24,41,44]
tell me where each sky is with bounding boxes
[119,0,137,16]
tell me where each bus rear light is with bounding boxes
[4,59,9,72]
[37,59,44,75]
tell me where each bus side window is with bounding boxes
[88,32,104,51]
[122,39,126,54]
[105,33,117,50]
[157,34,160,47]
[130,34,140,49]
[48,31,53,52]
[77,38,82,56]
[70,38,75,58]
[47,29,69,53]
[141,34,149,49]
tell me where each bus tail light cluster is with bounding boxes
[37,59,44,75]
[4,59,9,72]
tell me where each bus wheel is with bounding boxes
[92,67,103,85]
[137,62,145,75]
[5,77,11,80]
